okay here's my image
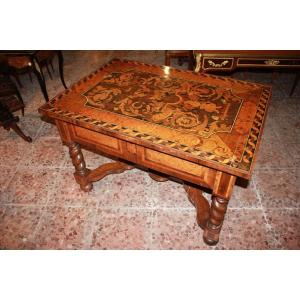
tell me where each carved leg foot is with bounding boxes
[67,142,92,192]
[184,185,210,230]
[203,195,229,245]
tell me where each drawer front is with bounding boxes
[136,147,216,188]
[237,58,300,67]
[203,57,234,71]
[71,125,123,157]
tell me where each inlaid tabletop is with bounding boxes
[39,59,272,179]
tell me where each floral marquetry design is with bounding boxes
[83,70,243,139]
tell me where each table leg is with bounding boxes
[67,142,92,192]
[203,195,229,245]
[203,171,236,245]
[184,184,210,230]
[57,50,67,89]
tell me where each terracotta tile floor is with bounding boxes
[0,50,299,249]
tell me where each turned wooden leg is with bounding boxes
[203,195,229,245]
[184,185,210,230]
[67,142,92,192]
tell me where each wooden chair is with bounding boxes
[1,50,67,102]
[165,50,194,70]
[0,74,31,142]
[0,74,25,116]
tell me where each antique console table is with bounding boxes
[39,59,271,245]
[194,50,300,95]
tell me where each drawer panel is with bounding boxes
[203,57,234,71]
[71,126,122,157]
[137,147,216,188]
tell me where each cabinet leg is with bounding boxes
[67,142,92,192]
[203,195,229,245]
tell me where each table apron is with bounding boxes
[56,121,224,190]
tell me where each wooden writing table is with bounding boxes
[39,59,272,245]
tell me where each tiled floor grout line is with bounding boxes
[4,202,297,210]
[29,161,63,243]
[252,176,283,249]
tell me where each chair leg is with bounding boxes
[50,59,55,72]
[13,74,23,88]
[10,121,32,143]
[28,71,33,83]
[57,51,67,89]
[14,84,25,106]
[45,63,53,80]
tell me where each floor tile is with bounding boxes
[48,170,109,208]
[90,208,152,249]
[1,168,59,205]
[255,139,295,169]
[286,143,300,167]
[0,206,43,249]
[0,139,31,167]
[16,114,44,139]
[0,166,16,193]
[37,120,60,138]
[215,209,274,249]
[22,137,66,168]
[154,180,194,208]
[255,169,300,208]
[275,114,300,144]
[32,206,95,249]
[151,209,211,249]
[229,179,260,208]
[97,169,158,208]
[265,209,300,249]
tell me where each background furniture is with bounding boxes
[165,50,194,70]
[0,50,67,101]
[194,50,300,96]
[0,102,32,142]
[0,74,31,142]
[0,74,25,116]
